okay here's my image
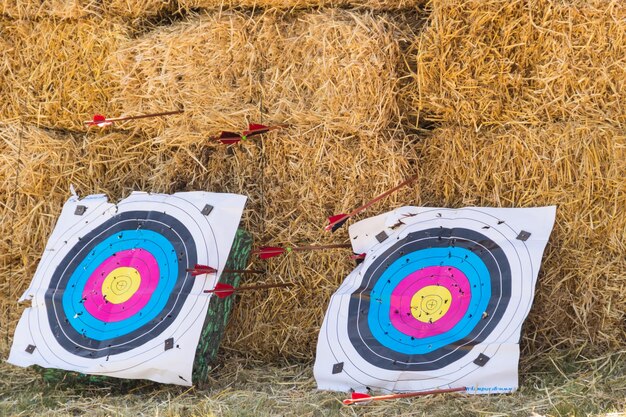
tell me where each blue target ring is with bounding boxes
[368,247,491,355]
[62,230,178,340]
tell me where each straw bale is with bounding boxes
[0,18,128,129]
[0,0,93,19]
[413,123,626,354]
[108,10,406,137]
[258,10,406,136]
[0,0,424,21]
[0,0,174,20]
[180,0,425,10]
[107,11,260,138]
[403,0,626,128]
[1,0,625,365]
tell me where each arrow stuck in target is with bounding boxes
[325,174,418,232]
[84,109,184,127]
[186,264,265,276]
[252,243,354,259]
[213,123,287,145]
[343,386,466,405]
[204,282,293,299]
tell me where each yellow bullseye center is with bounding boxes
[411,285,452,323]
[101,267,141,304]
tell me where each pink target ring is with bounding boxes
[389,266,471,339]
[82,249,160,322]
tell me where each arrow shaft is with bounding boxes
[86,110,183,124]
[327,174,417,231]
[291,243,352,252]
[235,283,292,291]
[205,282,292,294]
[345,386,465,405]
[347,174,417,218]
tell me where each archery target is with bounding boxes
[9,191,246,385]
[315,206,556,394]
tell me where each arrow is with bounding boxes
[253,243,353,259]
[204,282,293,299]
[325,174,418,232]
[343,386,465,405]
[213,123,287,145]
[186,264,264,276]
[84,109,184,127]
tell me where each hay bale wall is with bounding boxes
[1,0,625,364]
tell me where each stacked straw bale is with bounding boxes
[0,0,424,21]
[179,0,425,10]
[403,0,626,129]
[0,19,128,130]
[1,0,625,364]
[108,10,407,137]
[0,0,175,20]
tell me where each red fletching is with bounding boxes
[186,264,218,276]
[204,282,234,299]
[86,114,113,127]
[325,214,349,231]
[216,123,284,144]
[351,253,366,260]
[247,123,269,131]
[253,246,286,259]
[217,131,242,144]
[243,124,271,138]
[343,393,371,405]
[327,214,348,225]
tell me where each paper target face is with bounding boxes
[314,206,556,394]
[9,191,246,385]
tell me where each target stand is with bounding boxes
[38,228,252,386]
[192,228,252,383]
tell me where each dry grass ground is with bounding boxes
[0,351,625,416]
[1,0,625,415]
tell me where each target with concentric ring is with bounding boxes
[315,206,556,393]
[9,191,247,385]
